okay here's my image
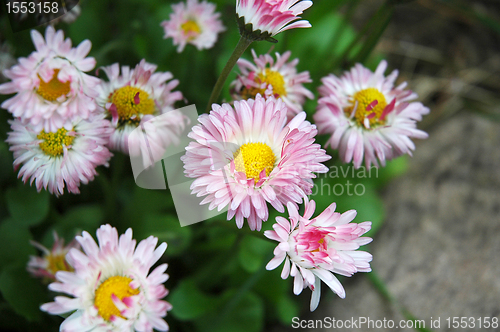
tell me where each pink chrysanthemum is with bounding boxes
[314,60,430,168]
[27,231,80,282]
[265,197,372,311]
[236,0,313,41]
[231,49,313,118]
[96,60,186,154]
[161,0,226,52]
[0,26,100,132]
[6,113,112,196]
[41,224,171,332]
[181,94,330,231]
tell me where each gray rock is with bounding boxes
[303,113,500,332]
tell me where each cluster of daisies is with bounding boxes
[0,26,186,196]
[2,0,432,331]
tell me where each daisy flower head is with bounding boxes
[181,94,330,231]
[27,231,80,282]
[96,60,185,154]
[6,113,112,196]
[236,0,313,42]
[41,224,171,332]
[161,0,226,53]
[265,197,372,311]
[231,49,313,118]
[0,26,100,132]
[314,60,430,169]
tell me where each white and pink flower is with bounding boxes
[236,0,313,40]
[0,26,100,132]
[182,94,330,231]
[27,231,80,281]
[265,197,372,311]
[41,224,171,332]
[314,60,430,168]
[231,49,313,118]
[96,60,186,155]
[6,113,112,196]
[161,0,226,52]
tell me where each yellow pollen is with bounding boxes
[94,276,140,321]
[344,88,387,127]
[37,69,71,102]
[181,20,201,40]
[312,238,324,253]
[233,142,276,182]
[37,128,75,157]
[241,69,287,99]
[46,253,73,275]
[111,86,155,121]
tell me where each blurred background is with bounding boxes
[1,0,499,331]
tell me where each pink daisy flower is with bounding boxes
[265,197,372,311]
[161,0,226,53]
[27,231,80,282]
[96,60,186,154]
[231,49,313,118]
[6,113,112,196]
[0,26,100,132]
[236,0,313,41]
[181,94,330,231]
[314,60,430,168]
[41,224,171,332]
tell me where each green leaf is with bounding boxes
[6,185,49,226]
[0,264,46,322]
[373,156,409,188]
[58,204,104,234]
[195,291,264,332]
[277,294,300,325]
[132,213,192,257]
[0,219,35,269]
[170,279,218,321]
[238,235,275,273]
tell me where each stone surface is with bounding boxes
[302,113,500,332]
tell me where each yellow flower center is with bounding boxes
[233,142,276,182]
[94,276,140,321]
[37,128,75,157]
[37,69,71,102]
[46,253,73,275]
[344,88,387,127]
[111,86,155,121]
[181,20,201,40]
[241,69,287,99]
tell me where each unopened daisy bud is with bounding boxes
[236,0,313,42]
[41,224,171,332]
[264,197,373,311]
[314,60,430,168]
[27,232,79,282]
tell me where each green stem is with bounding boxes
[329,0,390,70]
[98,173,116,223]
[205,36,253,113]
[325,0,360,58]
[351,5,394,65]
